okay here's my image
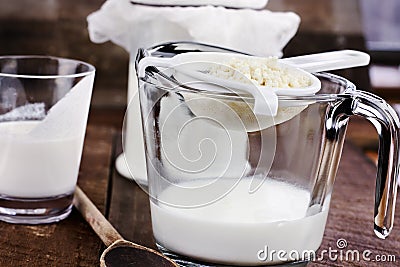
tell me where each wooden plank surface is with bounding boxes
[107,134,156,250]
[109,137,400,266]
[0,125,114,267]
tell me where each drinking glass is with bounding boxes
[0,56,95,224]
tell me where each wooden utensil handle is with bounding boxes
[73,186,123,246]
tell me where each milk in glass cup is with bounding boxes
[0,56,95,224]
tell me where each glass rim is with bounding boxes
[0,55,95,79]
[141,71,357,101]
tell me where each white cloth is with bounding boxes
[130,0,268,9]
[87,0,300,57]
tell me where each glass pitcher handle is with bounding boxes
[338,90,400,239]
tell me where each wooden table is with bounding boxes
[0,123,397,266]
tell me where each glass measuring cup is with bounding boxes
[135,42,399,266]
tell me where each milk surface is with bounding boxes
[151,178,328,265]
[0,121,84,198]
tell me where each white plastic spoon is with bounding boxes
[138,50,370,131]
[138,50,369,114]
[139,53,312,116]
